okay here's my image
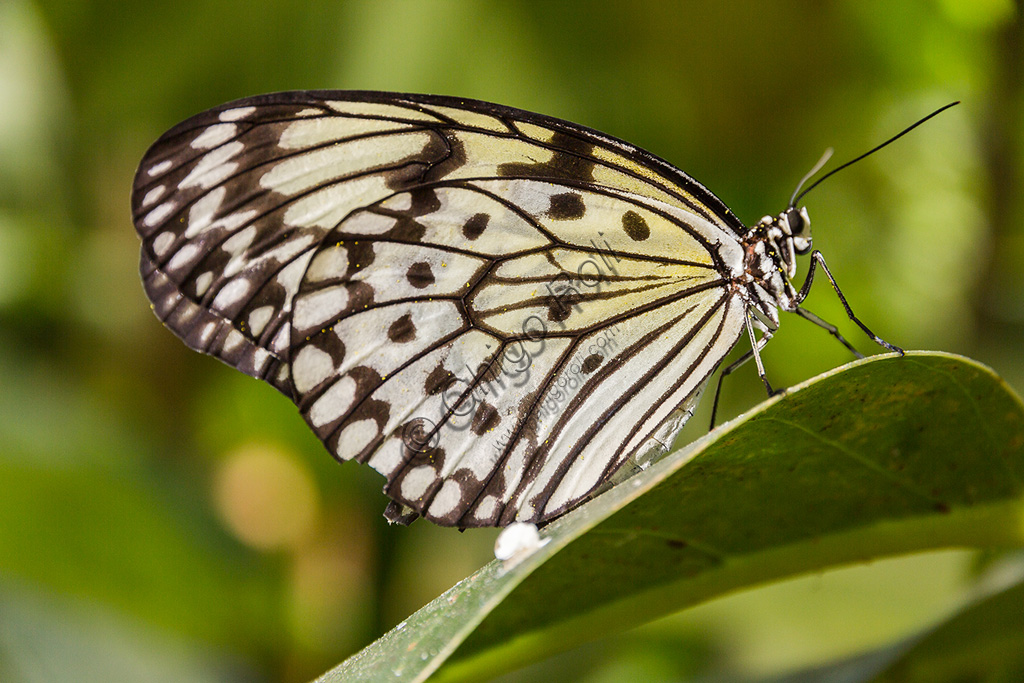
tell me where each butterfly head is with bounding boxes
[763,206,812,281]
[783,206,813,255]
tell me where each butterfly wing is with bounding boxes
[131,91,749,527]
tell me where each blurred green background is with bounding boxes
[1,1,1021,681]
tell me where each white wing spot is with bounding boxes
[277,256,312,300]
[277,117,409,149]
[293,345,335,393]
[176,303,197,324]
[279,175,390,229]
[222,329,246,353]
[308,376,357,428]
[401,466,437,501]
[198,321,217,345]
[335,419,378,461]
[262,133,431,192]
[381,193,413,211]
[325,100,443,122]
[248,305,274,336]
[152,231,175,257]
[180,141,244,190]
[294,285,349,331]
[250,347,271,372]
[219,106,256,121]
[422,104,512,133]
[210,208,257,234]
[221,226,259,279]
[142,185,166,207]
[367,440,404,477]
[166,243,200,273]
[147,159,172,176]
[516,122,556,143]
[223,256,246,279]
[143,201,176,228]
[212,278,251,310]
[427,479,463,518]
[270,325,290,354]
[221,224,257,255]
[475,495,499,521]
[186,186,227,237]
[191,123,237,150]
[344,211,397,235]
[306,245,348,282]
[515,501,537,524]
[195,271,214,296]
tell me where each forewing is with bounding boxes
[131,91,747,526]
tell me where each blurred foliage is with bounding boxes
[0,0,1021,681]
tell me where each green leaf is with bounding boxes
[318,352,1024,682]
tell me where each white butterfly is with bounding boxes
[133,92,942,527]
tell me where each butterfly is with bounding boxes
[131,91,950,528]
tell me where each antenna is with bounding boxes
[790,101,960,207]
[789,147,834,207]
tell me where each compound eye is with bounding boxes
[788,207,813,254]
[785,207,805,234]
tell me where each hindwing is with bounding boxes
[131,91,749,526]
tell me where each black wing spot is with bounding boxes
[406,262,435,289]
[547,192,585,220]
[472,402,500,436]
[387,313,416,343]
[462,213,489,240]
[346,240,376,275]
[581,353,603,374]
[425,365,456,395]
[622,210,650,241]
[545,290,580,322]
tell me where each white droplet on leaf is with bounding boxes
[494,522,543,561]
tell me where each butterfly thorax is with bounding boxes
[739,206,813,323]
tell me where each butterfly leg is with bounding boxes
[793,307,864,358]
[745,312,776,394]
[710,350,752,429]
[709,316,775,429]
[796,250,904,355]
